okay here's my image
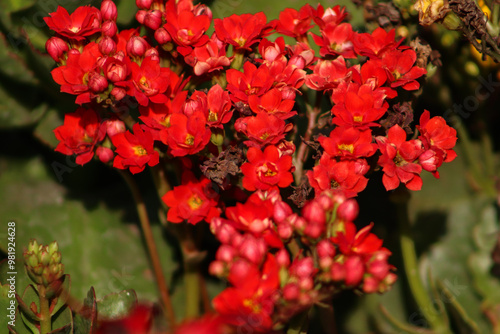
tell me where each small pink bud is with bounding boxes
[299,277,314,290]
[101,20,118,37]
[304,221,324,239]
[277,221,293,240]
[293,257,315,278]
[337,199,359,222]
[68,48,80,56]
[136,0,153,10]
[215,223,237,244]
[317,193,334,211]
[154,27,171,45]
[317,240,335,259]
[144,48,159,62]
[419,149,438,172]
[319,257,333,269]
[302,201,325,225]
[281,87,296,100]
[144,10,163,30]
[248,218,269,234]
[331,262,345,282]
[88,73,108,93]
[110,87,126,101]
[275,249,290,267]
[193,4,212,21]
[289,55,305,69]
[101,1,118,21]
[273,201,292,223]
[106,62,127,82]
[126,36,148,58]
[105,119,126,137]
[96,147,114,163]
[99,36,116,55]
[216,245,235,263]
[208,260,225,277]
[288,214,306,232]
[239,236,265,265]
[362,276,379,294]
[135,10,147,24]
[283,283,300,301]
[46,37,69,63]
[344,256,365,287]
[228,259,253,283]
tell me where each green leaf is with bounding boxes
[1,284,17,332]
[20,311,38,334]
[0,81,47,128]
[97,289,137,320]
[73,287,97,334]
[18,285,40,322]
[50,275,71,316]
[0,156,177,303]
[51,305,73,333]
[0,33,38,85]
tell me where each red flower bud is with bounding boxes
[344,256,364,286]
[283,283,300,301]
[299,277,314,290]
[228,259,253,283]
[303,201,326,225]
[337,199,359,222]
[331,262,345,282]
[135,10,146,24]
[136,0,153,10]
[144,48,159,61]
[275,249,290,267]
[154,27,171,45]
[96,146,114,163]
[68,48,80,56]
[209,260,225,277]
[273,201,292,223]
[46,37,69,63]
[293,257,315,278]
[144,10,163,30]
[105,119,126,137]
[317,240,335,259]
[216,245,236,263]
[317,193,334,211]
[288,214,306,232]
[277,221,293,240]
[101,1,118,21]
[106,62,127,82]
[362,276,379,294]
[101,20,118,37]
[304,221,324,239]
[110,87,126,101]
[239,236,266,265]
[88,73,108,93]
[126,36,148,58]
[193,4,213,21]
[99,36,116,55]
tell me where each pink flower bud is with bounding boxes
[101,20,118,37]
[105,119,126,137]
[135,10,147,24]
[277,221,293,240]
[248,218,269,234]
[106,62,127,82]
[288,214,306,232]
[216,245,235,263]
[344,256,364,287]
[99,36,116,55]
[317,193,334,211]
[101,1,118,21]
[302,201,325,224]
[154,27,171,45]
[337,199,359,222]
[46,37,69,63]
[239,236,265,265]
[299,277,314,290]
[68,48,80,56]
[126,36,148,58]
[289,55,305,69]
[136,0,153,10]
[230,234,243,248]
[273,201,292,223]
[88,73,108,93]
[362,276,379,294]
[275,249,290,267]
[144,10,163,30]
[304,221,324,239]
[281,87,296,100]
[331,262,345,282]
[193,4,212,21]
[317,240,335,259]
[110,87,126,101]
[293,257,315,278]
[96,147,114,163]
[144,48,159,62]
[209,260,225,277]
[215,223,237,244]
[319,257,333,269]
[283,283,300,301]
[419,149,438,172]
[228,259,254,283]
[367,252,391,280]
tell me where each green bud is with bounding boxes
[40,250,51,266]
[210,130,225,147]
[51,252,62,265]
[442,12,462,30]
[27,239,39,254]
[48,241,59,255]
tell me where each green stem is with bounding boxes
[39,286,51,334]
[393,188,452,334]
[184,265,200,318]
[119,171,176,328]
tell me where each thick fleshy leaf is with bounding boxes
[73,287,97,334]
[97,289,138,320]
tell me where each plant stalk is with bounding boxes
[39,286,51,334]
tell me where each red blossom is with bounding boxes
[235,113,293,149]
[44,6,101,41]
[311,22,357,59]
[417,110,457,164]
[111,123,159,174]
[318,126,377,159]
[162,171,220,225]
[241,145,294,191]
[352,27,401,59]
[185,34,231,76]
[306,57,352,91]
[376,125,424,191]
[381,48,427,90]
[274,5,315,40]
[206,84,233,128]
[226,61,274,105]
[248,88,296,120]
[54,108,105,165]
[164,9,211,55]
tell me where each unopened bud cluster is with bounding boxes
[24,240,64,287]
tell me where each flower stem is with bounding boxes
[39,286,51,334]
[119,170,176,328]
[392,188,451,334]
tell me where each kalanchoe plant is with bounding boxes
[38,0,459,333]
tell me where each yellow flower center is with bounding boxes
[338,143,354,154]
[133,146,147,156]
[187,194,203,210]
[185,134,195,146]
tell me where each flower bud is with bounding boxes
[299,277,314,290]
[110,87,126,101]
[145,48,159,62]
[101,1,118,21]
[304,221,324,239]
[209,260,225,277]
[293,257,315,278]
[239,236,265,265]
[344,256,364,287]
[96,146,114,163]
[106,61,127,82]
[144,10,163,30]
[135,10,147,24]
[88,73,108,93]
[302,201,326,225]
[154,27,171,45]
[46,37,69,63]
[331,262,345,282]
[101,20,118,37]
[99,36,116,55]
[193,4,212,21]
[127,36,148,58]
[317,240,335,259]
[68,48,81,56]
[216,245,236,263]
[277,221,293,240]
[275,249,290,267]
[273,201,292,223]
[228,259,253,283]
[136,0,153,10]
[283,283,300,301]
[105,118,126,137]
[337,199,359,222]
[362,276,379,294]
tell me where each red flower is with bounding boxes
[235,113,293,149]
[311,22,356,59]
[162,171,220,225]
[44,6,101,41]
[50,42,103,104]
[241,145,294,191]
[352,28,401,59]
[214,12,274,51]
[318,126,377,159]
[381,48,427,90]
[248,88,296,120]
[120,56,172,106]
[185,34,230,76]
[160,111,211,157]
[306,57,352,91]
[111,123,159,174]
[164,9,211,55]
[376,125,424,191]
[206,84,233,128]
[54,108,105,165]
[213,254,279,332]
[226,61,274,105]
[417,110,457,163]
[275,5,314,40]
